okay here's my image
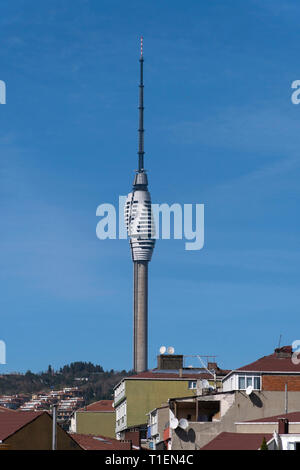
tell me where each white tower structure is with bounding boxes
[124,38,155,373]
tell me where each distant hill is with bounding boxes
[0,362,133,404]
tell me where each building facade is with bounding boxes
[222,345,300,392]
[69,400,115,438]
[0,410,80,450]
[114,354,229,439]
[169,346,300,449]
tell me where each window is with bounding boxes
[238,375,261,390]
[246,377,252,388]
[254,376,261,390]
[287,442,299,450]
[238,376,245,389]
[188,381,197,389]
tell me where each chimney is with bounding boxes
[278,418,289,434]
[157,355,183,370]
[123,430,141,448]
[275,346,292,359]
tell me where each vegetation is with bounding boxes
[0,362,133,404]
[260,437,269,450]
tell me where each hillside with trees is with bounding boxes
[0,362,133,403]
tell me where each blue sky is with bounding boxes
[1,0,300,373]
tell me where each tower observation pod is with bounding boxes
[124,38,156,373]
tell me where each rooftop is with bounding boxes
[225,346,300,376]
[0,410,45,441]
[241,411,300,424]
[125,369,230,380]
[79,400,114,412]
[201,432,273,450]
[70,433,131,450]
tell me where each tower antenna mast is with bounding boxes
[138,36,144,172]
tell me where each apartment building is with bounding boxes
[113,354,229,440]
[222,345,300,392]
[169,346,300,449]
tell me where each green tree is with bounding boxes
[260,437,268,450]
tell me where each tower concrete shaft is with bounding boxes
[133,261,148,372]
[125,38,155,373]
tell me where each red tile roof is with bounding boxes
[0,411,44,441]
[201,432,273,450]
[79,400,114,412]
[244,411,300,423]
[70,433,131,450]
[236,346,300,373]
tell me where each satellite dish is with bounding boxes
[167,346,175,355]
[246,385,253,396]
[159,346,166,355]
[178,418,189,430]
[170,417,179,429]
[201,379,210,389]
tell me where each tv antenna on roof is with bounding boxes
[159,346,166,355]
[278,334,282,349]
[196,355,215,378]
[167,346,175,355]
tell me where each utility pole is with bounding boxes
[285,383,288,415]
[52,404,57,450]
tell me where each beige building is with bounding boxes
[169,346,300,449]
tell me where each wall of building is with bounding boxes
[279,434,300,450]
[236,423,277,434]
[236,422,300,434]
[4,413,81,450]
[262,375,300,391]
[157,407,169,443]
[171,390,300,450]
[126,380,197,428]
[76,411,116,439]
[148,406,169,448]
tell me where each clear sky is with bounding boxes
[1,0,300,373]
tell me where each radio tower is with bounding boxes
[124,38,156,373]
